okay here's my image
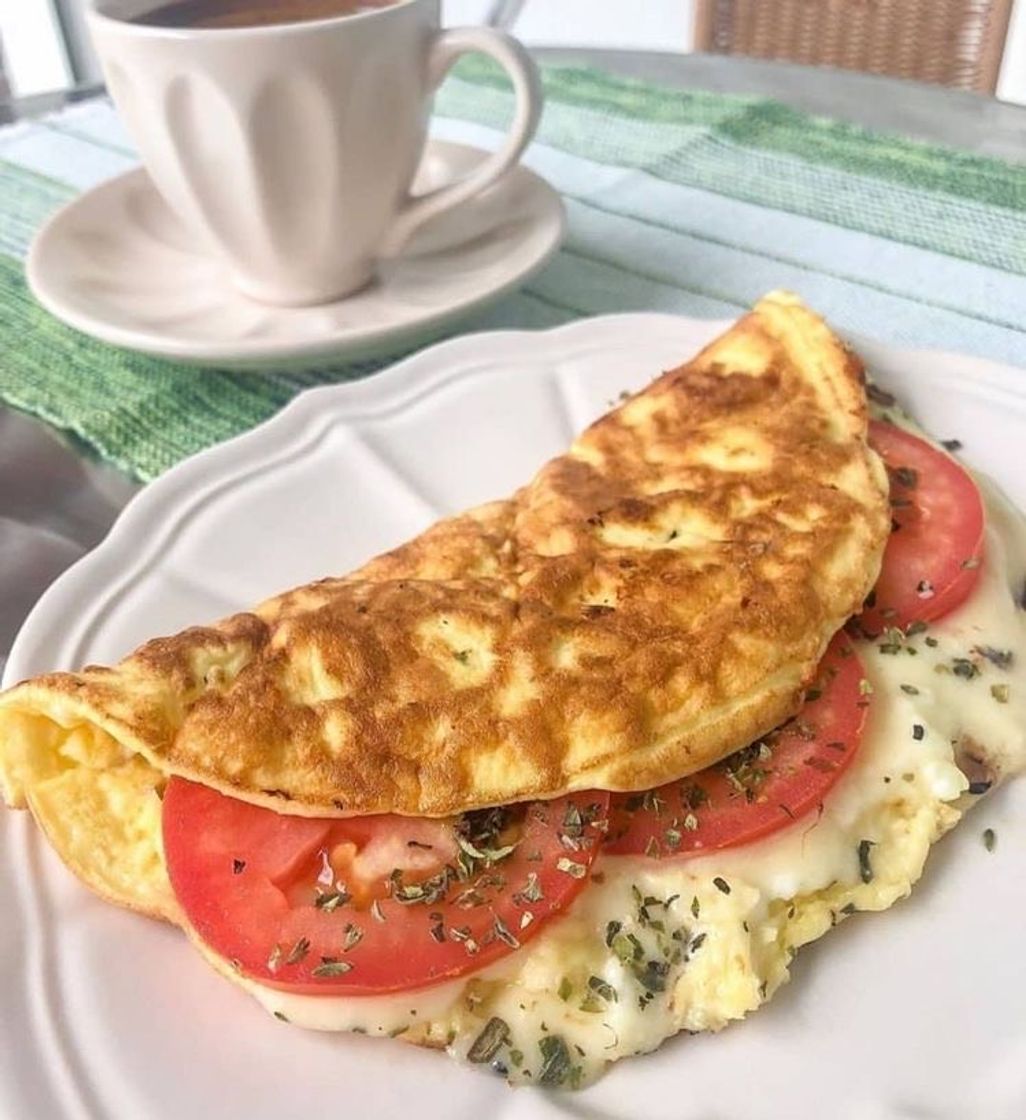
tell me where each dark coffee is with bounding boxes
[131,0,397,29]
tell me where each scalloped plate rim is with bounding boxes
[3,312,1026,1120]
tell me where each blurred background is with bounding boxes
[2,0,1025,106]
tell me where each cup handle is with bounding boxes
[380,27,542,256]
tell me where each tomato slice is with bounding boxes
[858,420,985,635]
[162,781,609,994]
[605,633,868,859]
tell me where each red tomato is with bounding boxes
[605,633,868,859]
[858,420,985,634]
[162,780,609,994]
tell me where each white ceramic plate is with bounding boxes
[25,140,565,369]
[3,315,1025,1120]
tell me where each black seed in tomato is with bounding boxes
[284,936,310,966]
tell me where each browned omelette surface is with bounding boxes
[0,292,889,830]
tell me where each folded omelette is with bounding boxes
[0,292,890,924]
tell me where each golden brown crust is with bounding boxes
[0,292,890,820]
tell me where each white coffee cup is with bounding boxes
[87,0,542,306]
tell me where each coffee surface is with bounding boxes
[131,0,396,29]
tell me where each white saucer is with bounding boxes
[26,139,565,369]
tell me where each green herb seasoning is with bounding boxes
[713,876,731,895]
[632,958,670,994]
[609,929,644,967]
[858,839,875,884]
[555,857,587,878]
[493,915,520,949]
[311,958,353,977]
[456,834,518,866]
[314,888,350,912]
[587,975,618,1003]
[721,744,771,801]
[983,828,997,853]
[951,657,980,680]
[975,645,1014,670]
[513,872,543,905]
[449,926,479,955]
[538,1035,575,1087]
[467,1017,510,1063]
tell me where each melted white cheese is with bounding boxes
[238,478,1026,1087]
